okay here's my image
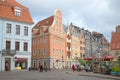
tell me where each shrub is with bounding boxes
[112,66,120,72]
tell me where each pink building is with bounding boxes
[32,10,66,69]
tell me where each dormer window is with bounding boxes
[14,6,21,17]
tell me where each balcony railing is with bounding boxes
[66,39,71,43]
[1,49,16,56]
[16,51,31,55]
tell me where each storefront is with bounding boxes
[14,55,31,70]
[14,57,27,69]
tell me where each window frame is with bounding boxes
[6,23,11,33]
[24,42,28,51]
[16,25,20,35]
[15,41,20,51]
[24,26,28,36]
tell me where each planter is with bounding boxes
[111,71,120,76]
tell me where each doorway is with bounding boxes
[5,58,11,71]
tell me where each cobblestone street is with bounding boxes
[0,69,119,80]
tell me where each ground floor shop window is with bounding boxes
[15,61,27,69]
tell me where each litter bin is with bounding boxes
[29,67,32,71]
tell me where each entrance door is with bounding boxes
[5,58,11,71]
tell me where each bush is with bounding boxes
[79,59,85,65]
[112,66,120,72]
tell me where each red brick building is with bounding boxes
[111,25,120,57]
[32,10,66,69]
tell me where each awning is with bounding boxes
[84,56,93,60]
[14,57,27,62]
[103,55,114,61]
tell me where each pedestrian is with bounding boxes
[40,65,43,72]
[72,64,75,71]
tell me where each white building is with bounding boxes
[0,0,33,71]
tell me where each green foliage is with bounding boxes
[86,61,91,66]
[112,66,120,72]
[79,59,85,65]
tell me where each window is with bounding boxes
[6,41,11,50]
[24,42,28,51]
[62,50,64,54]
[24,26,28,36]
[43,37,46,43]
[14,7,21,17]
[15,42,20,51]
[53,49,55,53]
[39,49,41,54]
[56,49,58,54]
[38,39,41,44]
[16,25,20,35]
[6,23,11,33]
[43,48,46,54]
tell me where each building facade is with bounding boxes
[0,0,33,71]
[65,23,86,67]
[111,25,120,58]
[91,32,110,60]
[32,10,66,69]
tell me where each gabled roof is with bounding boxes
[33,16,54,28]
[0,0,33,24]
[111,32,120,50]
[92,31,103,38]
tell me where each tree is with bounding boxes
[79,59,85,65]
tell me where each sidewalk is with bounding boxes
[78,71,120,80]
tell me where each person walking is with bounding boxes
[72,64,75,71]
[40,65,43,72]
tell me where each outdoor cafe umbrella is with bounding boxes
[103,55,114,61]
[84,56,93,60]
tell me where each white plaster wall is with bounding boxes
[0,19,4,51]
[11,57,15,70]
[2,57,5,71]
[0,19,33,71]
[2,20,32,52]
[0,19,2,51]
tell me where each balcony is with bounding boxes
[66,39,71,43]
[16,51,31,55]
[1,49,16,56]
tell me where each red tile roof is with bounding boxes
[0,0,33,24]
[34,16,54,28]
[111,32,120,50]
[92,31,101,34]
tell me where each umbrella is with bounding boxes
[103,55,114,61]
[84,56,93,60]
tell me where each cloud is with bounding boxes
[17,0,120,41]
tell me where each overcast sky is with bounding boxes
[17,0,120,42]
